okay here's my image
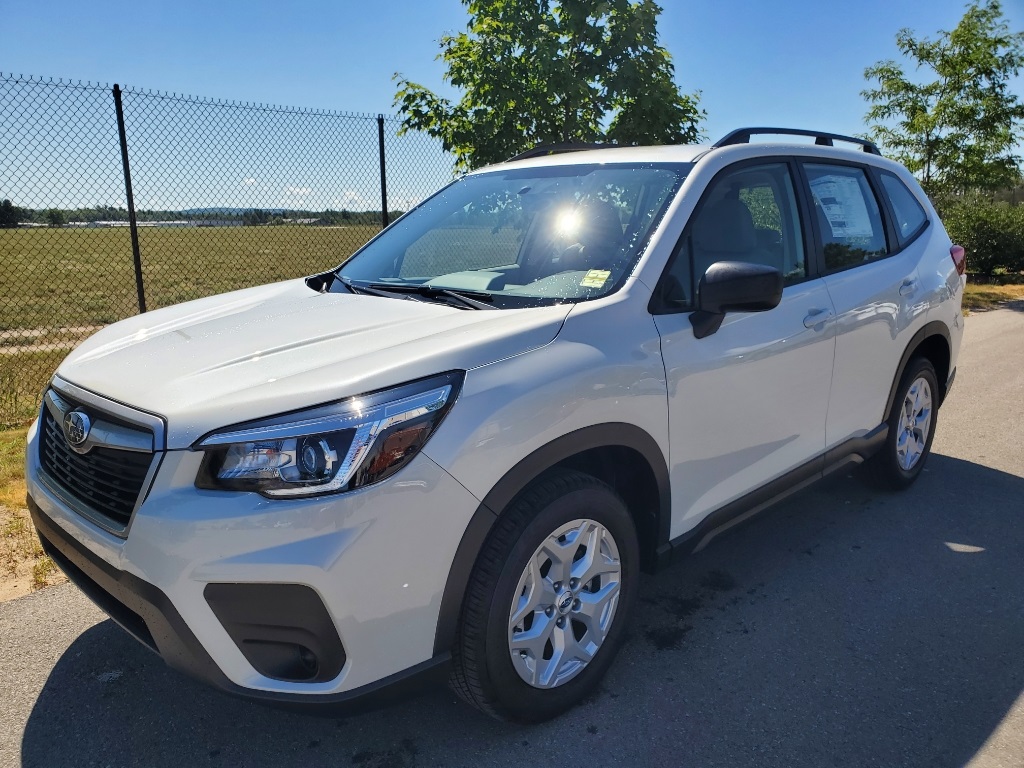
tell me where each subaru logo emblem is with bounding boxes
[558,592,574,614]
[63,410,91,447]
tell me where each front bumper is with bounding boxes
[29,498,449,708]
[26,414,481,705]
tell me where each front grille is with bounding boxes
[39,405,154,532]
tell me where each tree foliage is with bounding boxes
[394,0,704,171]
[863,0,1024,196]
[45,208,66,228]
[942,196,1024,276]
[0,199,22,229]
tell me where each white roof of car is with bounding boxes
[475,144,712,173]
[473,140,892,174]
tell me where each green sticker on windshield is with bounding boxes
[580,269,611,289]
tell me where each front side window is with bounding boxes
[336,163,689,308]
[879,171,928,242]
[655,162,806,310]
[804,164,889,271]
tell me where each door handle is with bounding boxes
[803,308,834,329]
[899,279,918,296]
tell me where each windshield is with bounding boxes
[335,163,691,308]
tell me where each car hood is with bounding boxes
[57,279,571,448]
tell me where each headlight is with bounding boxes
[195,371,463,498]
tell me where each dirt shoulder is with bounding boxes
[0,503,65,602]
[963,282,1024,313]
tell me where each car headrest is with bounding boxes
[693,198,757,254]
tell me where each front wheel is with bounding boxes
[450,469,639,722]
[864,357,939,490]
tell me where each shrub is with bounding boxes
[939,197,1024,278]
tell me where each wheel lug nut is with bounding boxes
[573,599,581,611]
[556,617,566,628]
[545,606,554,617]
[553,582,562,592]
[569,578,579,589]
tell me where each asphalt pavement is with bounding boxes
[2,305,1022,768]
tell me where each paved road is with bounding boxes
[2,307,1023,768]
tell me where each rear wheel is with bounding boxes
[450,469,639,722]
[864,357,938,490]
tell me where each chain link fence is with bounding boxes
[0,73,454,427]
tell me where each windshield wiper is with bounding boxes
[364,283,497,311]
[336,276,427,303]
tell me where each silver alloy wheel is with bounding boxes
[897,376,933,471]
[508,518,622,689]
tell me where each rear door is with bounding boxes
[652,159,836,538]
[798,161,929,448]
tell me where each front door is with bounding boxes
[652,160,836,539]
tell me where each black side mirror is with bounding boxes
[690,261,783,339]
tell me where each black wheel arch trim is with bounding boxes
[432,422,670,656]
[884,321,952,417]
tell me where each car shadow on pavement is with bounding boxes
[21,454,1024,768]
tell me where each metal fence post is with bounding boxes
[377,115,389,229]
[113,84,147,313]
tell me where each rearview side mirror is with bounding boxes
[690,261,783,339]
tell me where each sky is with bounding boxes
[5,0,1022,138]
[2,0,1023,210]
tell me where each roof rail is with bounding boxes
[507,142,618,162]
[714,127,881,155]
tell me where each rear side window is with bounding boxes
[804,164,889,272]
[879,171,928,242]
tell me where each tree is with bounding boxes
[863,0,1024,197]
[0,199,20,229]
[45,208,66,228]
[394,0,704,171]
[244,208,270,226]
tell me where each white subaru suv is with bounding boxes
[27,128,966,722]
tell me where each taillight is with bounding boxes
[950,245,966,276]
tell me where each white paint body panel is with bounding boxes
[655,278,836,537]
[822,249,925,446]
[424,279,669,502]
[57,279,571,448]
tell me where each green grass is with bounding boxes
[0,350,67,429]
[0,225,380,331]
[0,428,27,510]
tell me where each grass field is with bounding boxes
[0,225,380,428]
[0,224,380,331]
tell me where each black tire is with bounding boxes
[449,469,639,722]
[863,356,939,490]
